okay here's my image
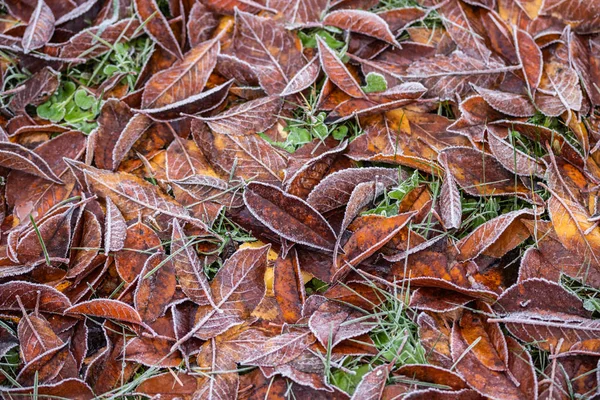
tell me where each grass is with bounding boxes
[327,278,428,395]
[261,83,362,153]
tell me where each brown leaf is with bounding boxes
[171,219,215,307]
[244,181,337,251]
[262,349,333,392]
[242,329,315,367]
[104,197,126,254]
[125,335,182,367]
[514,27,542,95]
[283,139,349,199]
[111,114,154,170]
[142,39,219,109]
[114,220,162,283]
[307,167,399,213]
[85,324,137,394]
[194,96,282,136]
[473,85,536,117]
[8,66,59,113]
[439,155,462,230]
[137,79,232,121]
[0,281,71,313]
[405,52,507,100]
[440,146,536,201]
[457,302,509,372]
[266,0,328,24]
[308,297,374,348]
[94,99,134,170]
[518,221,594,286]
[539,356,600,400]
[196,324,268,398]
[0,141,63,184]
[22,0,55,53]
[350,362,392,400]
[134,372,201,399]
[232,10,306,95]
[1,378,95,400]
[410,287,473,312]
[204,0,273,14]
[273,250,305,324]
[569,32,600,107]
[395,364,469,391]
[187,1,219,47]
[195,124,287,185]
[548,189,600,268]
[71,161,205,227]
[135,252,176,323]
[64,299,143,325]
[323,10,400,47]
[133,0,182,60]
[165,137,215,181]
[174,245,269,343]
[15,203,77,266]
[493,278,600,355]
[6,130,85,221]
[417,312,452,369]
[61,18,141,60]
[437,0,491,63]
[487,127,546,177]
[318,36,366,99]
[16,341,73,386]
[18,312,63,363]
[448,95,504,142]
[456,209,534,261]
[451,324,537,400]
[335,212,415,279]
[544,62,583,112]
[541,0,600,34]
[281,56,321,97]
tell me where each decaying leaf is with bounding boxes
[2,1,600,397]
[244,182,337,252]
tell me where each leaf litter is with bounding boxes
[0,0,598,398]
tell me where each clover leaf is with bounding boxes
[362,72,388,93]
